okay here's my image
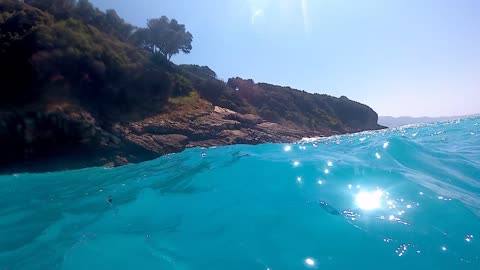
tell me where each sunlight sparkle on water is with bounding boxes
[293,161,300,167]
[284,145,292,152]
[305,258,315,266]
[465,235,474,242]
[355,190,383,210]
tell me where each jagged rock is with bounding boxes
[115,156,129,166]
[0,96,383,173]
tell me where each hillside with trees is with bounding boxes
[0,0,384,172]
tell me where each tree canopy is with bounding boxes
[133,16,193,60]
[0,0,193,115]
[25,0,136,42]
[25,1,193,60]
[25,0,76,19]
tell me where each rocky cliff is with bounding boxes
[0,0,385,173]
[0,90,383,173]
[0,93,346,173]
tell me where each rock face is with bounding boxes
[0,97,338,173]
[116,105,321,151]
[111,97,331,160]
[0,90,387,174]
[0,105,123,172]
[0,91,386,174]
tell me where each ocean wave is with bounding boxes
[1,117,479,269]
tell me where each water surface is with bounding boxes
[1,117,480,269]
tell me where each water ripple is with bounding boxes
[1,117,480,269]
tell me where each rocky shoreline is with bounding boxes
[0,97,345,174]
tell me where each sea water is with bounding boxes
[1,117,480,270]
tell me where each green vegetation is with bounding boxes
[178,65,378,131]
[1,0,379,132]
[179,65,256,115]
[25,0,135,41]
[0,0,193,119]
[132,16,193,60]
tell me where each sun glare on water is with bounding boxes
[355,190,383,210]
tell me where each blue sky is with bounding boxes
[91,0,479,117]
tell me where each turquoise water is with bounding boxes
[1,118,480,270]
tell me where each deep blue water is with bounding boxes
[1,117,480,270]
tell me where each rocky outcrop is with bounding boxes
[111,97,329,157]
[0,105,126,172]
[0,97,334,173]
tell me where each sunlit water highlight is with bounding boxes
[1,117,480,269]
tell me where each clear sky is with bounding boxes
[91,0,479,117]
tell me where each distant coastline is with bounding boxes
[379,114,480,128]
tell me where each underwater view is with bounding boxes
[1,117,479,270]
